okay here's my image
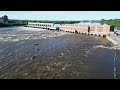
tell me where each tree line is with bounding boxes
[0,20,28,27]
[0,20,81,27]
[1,19,120,27]
[98,19,120,27]
[28,20,80,24]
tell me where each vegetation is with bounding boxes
[99,19,120,27]
[1,19,120,29]
[28,20,80,24]
[0,20,28,27]
[0,20,80,27]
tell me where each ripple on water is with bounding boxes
[0,26,119,79]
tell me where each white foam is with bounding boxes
[86,50,91,53]
[114,67,117,79]
[19,27,47,31]
[0,27,68,42]
[93,45,114,50]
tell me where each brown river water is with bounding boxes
[0,26,120,79]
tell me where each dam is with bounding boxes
[25,22,120,50]
[25,22,58,30]
[59,24,114,37]
[26,22,114,37]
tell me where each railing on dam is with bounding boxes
[25,22,56,30]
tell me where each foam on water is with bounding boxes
[93,45,114,50]
[0,26,67,42]
[1,26,118,79]
[19,27,48,31]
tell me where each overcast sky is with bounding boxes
[0,11,120,20]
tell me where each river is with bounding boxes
[0,26,120,79]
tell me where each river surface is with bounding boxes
[0,26,120,79]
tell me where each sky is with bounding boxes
[0,11,120,20]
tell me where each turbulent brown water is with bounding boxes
[0,26,120,79]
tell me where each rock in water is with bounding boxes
[34,43,39,45]
[46,66,50,70]
[32,55,37,59]
[36,49,40,51]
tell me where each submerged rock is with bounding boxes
[34,43,39,45]
[32,55,37,59]
[36,49,40,51]
[46,66,50,70]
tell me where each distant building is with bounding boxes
[0,15,8,23]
